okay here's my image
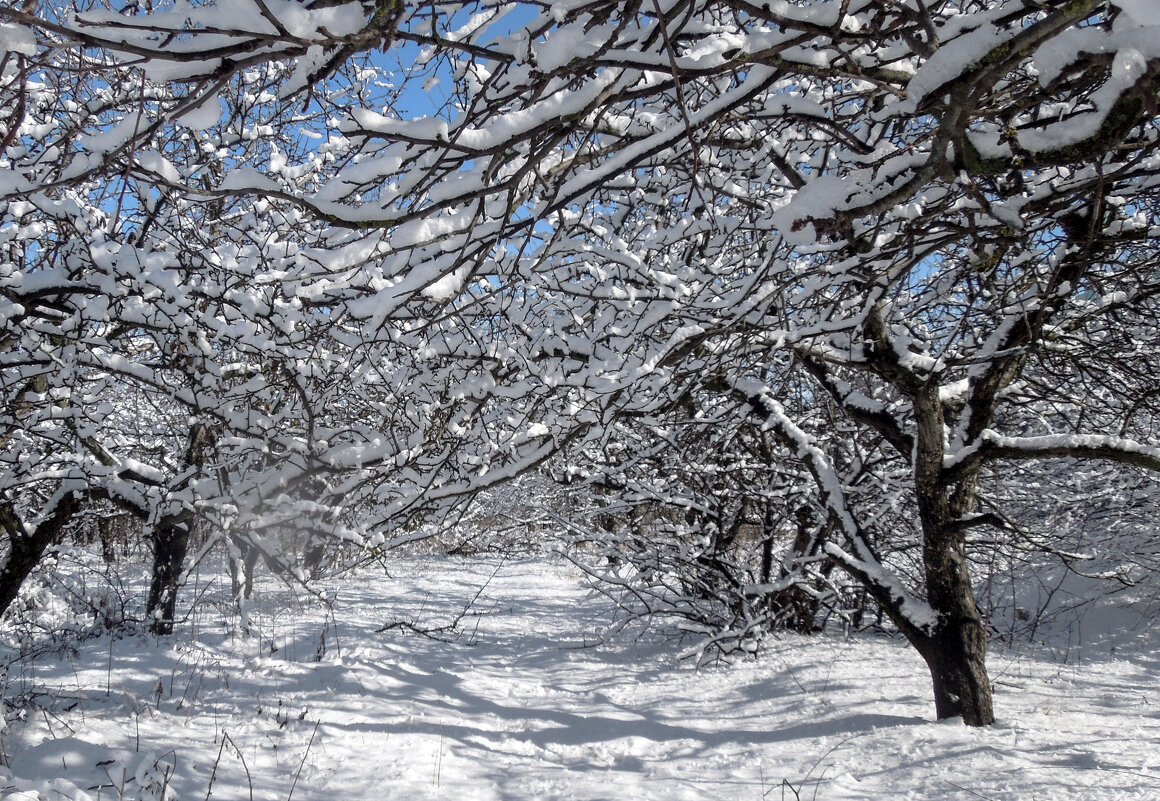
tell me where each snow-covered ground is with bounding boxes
[1,556,1157,800]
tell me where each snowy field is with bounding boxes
[0,556,1157,801]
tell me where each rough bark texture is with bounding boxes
[919,617,994,724]
[0,494,78,620]
[145,422,212,635]
[912,384,995,726]
[842,315,998,726]
[145,515,190,635]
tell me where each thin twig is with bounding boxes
[649,0,717,228]
[287,720,320,801]
[222,731,254,801]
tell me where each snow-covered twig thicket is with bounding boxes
[1,0,1159,726]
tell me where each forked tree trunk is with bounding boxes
[0,494,78,619]
[912,387,995,726]
[766,505,826,633]
[228,540,261,602]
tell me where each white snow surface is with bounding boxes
[0,23,37,56]
[174,95,222,131]
[1,557,1158,800]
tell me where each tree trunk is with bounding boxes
[915,520,995,725]
[912,386,995,726]
[912,518,995,725]
[228,540,260,602]
[919,617,994,725]
[0,494,78,619]
[146,514,190,635]
[145,422,213,635]
[767,505,824,633]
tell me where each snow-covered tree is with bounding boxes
[0,4,361,631]
[5,0,1160,726]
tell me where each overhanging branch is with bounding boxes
[944,431,1160,482]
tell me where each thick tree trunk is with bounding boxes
[0,494,78,619]
[912,386,995,726]
[916,523,995,725]
[146,515,190,635]
[145,422,212,635]
[767,505,824,633]
[919,618,993,724]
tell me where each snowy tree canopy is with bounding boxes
[2,0,1159,722]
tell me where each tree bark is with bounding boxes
[918,617,994,724]
[145,513,190,635]
[228,540,260,602]
[914,518,995,725]
[767,504,824,633]
[145,422,212,635]
[0,494,78,620]
[912,385,995,726]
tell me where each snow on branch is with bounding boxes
[945,430,1160,479]
[734,377,938,636]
